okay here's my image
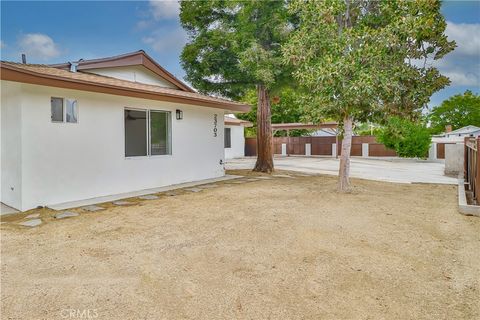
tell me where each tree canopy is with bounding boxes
[283,0,454,124]
[428,90,480,134]
[180,0,292,99]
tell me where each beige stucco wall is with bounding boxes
[444,143,464,176]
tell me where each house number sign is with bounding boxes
[213,114,218,137]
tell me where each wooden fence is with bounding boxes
[464,137,480,205]
[245,136,396,157]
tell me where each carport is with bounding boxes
[271,122,339,157]
[244,122,397,158]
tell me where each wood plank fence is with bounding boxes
[245,136,396,157]
[464,137,480,205]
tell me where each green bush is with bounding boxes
[377,117,431,158]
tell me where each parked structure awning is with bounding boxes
[272,122,338,131]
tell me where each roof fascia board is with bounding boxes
[1,66,249,113]
[50,51,193,92]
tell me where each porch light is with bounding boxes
[176,109,183,120]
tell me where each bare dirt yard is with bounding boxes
[1,171,479,320]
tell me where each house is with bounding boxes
[432,125,480,143]
[429,124,480,164]
[224,115,252,159]
[0,51,250,211]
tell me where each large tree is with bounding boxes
[283,0,454,191]
[180,0,293,173]
[428,90,480,134]
[237,87,312,137]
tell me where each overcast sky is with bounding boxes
[1,0,479,108]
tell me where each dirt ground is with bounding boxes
[1,171,479,320]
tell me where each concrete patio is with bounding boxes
[226,156,457,185]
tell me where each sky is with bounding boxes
[1,0,479,108]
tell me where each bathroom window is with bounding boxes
[51,97,64,122]
[66,99,78,123]
[51,97,78,123]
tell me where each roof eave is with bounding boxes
[0,65,250,113]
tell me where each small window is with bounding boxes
[224,128,231,148]
[125,109,148,157]
[66,99,78,123]
[51,97,63,122]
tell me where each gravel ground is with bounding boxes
[1,171,479,320]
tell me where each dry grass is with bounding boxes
[1,171,479,319]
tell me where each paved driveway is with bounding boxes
[226,156,457,184]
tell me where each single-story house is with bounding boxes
[224,115,252,159]
[432,125,480,143]
[0,50,250,211]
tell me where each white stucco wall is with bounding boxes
[1,80,225,211]
[87,65,177,88]
[224,125,245,159]
[1,81,23,209]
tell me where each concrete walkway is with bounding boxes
[1,203,19,215]
[227,156,457,185]
[48,175,242,211]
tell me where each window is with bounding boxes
[66,99,78,123]
[51,97,78,123]
[150,111,171,155]
[51,97,64,122]
[224,128,231,148]
[125,109,148,157]
[124,108,171,157]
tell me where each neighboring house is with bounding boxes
[429,125,480,161]
[310,128,338,137]
[224,115,252,159]
[0,50,250,211]
[432,125,480,143]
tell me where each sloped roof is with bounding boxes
[0,61,250,112]
[448,125,480,135]
[49,50,193,92]
[272,122,338,130]
[224,116,253,127]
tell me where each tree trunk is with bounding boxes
[253,84,274,173]
[338,115,353,192]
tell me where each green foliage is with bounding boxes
[180,0,293,100]
[355,123,381,136]
[428,90,480,134]
[236,87,312,136]
[377,117,431,158]
[282,0,455,125]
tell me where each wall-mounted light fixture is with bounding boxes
[176,109,183,120]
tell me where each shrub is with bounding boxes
[377,117,431,158]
